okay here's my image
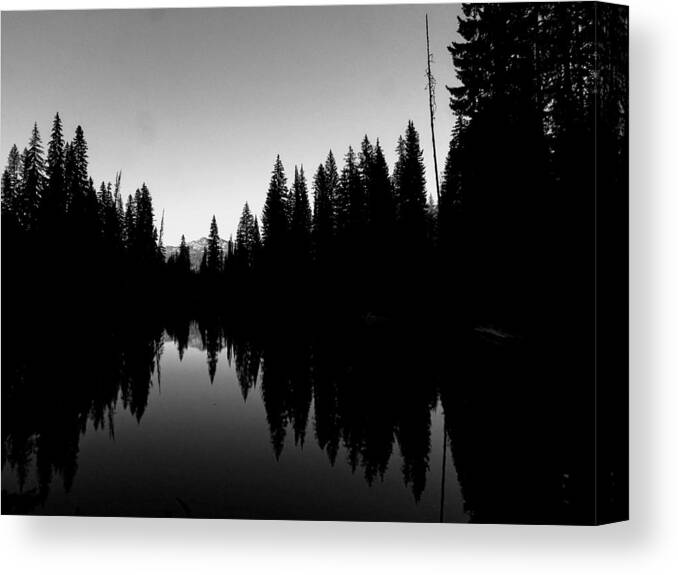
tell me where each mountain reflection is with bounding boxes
[2,313,595,523]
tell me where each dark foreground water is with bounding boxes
[2,317,596,524]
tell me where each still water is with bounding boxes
[2,321,469,522]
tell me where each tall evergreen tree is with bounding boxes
[440,115,465,203]
[261,155,289,254]
[236,202,258,269]
[70,125,89,201]
[206,215,222,274]
[236,202,252,251]
[336,146,365,242]
[444,2,566,328]
[124,194,136,250]
[312,163,334,263]
[439,115,467,254]
[18,123,45,231]
[1,170,12,216]
[324,150,339,208]
[63,142,76,213]
[290,166,312,265]
[43,112,66,219]
[133,184,156,260]
[252,216,262,252]
[177,234,191,273]
[65,126,90,232]
[99,181,118,249]
[358,135,374,186]
[366,139,395,246]
[1,145,22,217]
[99,181,113,213]
[397,122,427,248]
[392,135,406,212]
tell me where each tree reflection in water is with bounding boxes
[2,312,595,524]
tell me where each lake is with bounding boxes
[2,319,473,522]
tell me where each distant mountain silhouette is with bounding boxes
[165,237,230,270]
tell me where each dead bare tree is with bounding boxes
[426,13,441,204]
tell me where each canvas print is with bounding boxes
[1,2,628,524]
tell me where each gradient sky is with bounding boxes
[1,4,462,244]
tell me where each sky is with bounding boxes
[1,4,462,245]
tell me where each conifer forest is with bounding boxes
[1,3,628,524]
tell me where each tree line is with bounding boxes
[159,118,435,318]
[2,114,167,318]
[438,2,628,331]
[2,2,627,331]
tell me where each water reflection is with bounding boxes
[2,317,165,512]
[2,314,595,523]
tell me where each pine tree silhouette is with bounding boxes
[42,113,66,223]
[261,155,289,275]
[17,123,45,231]
[206,215,223,275]
[290,165,312,269]
[1,145,22,218]
[177,234,191,273]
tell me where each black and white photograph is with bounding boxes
[1,2,628,526]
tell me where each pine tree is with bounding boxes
[392,135,406,215]
[397,121,427,247]
[124,194,136,250]
[444,3,566,328]
[134,184,156,259]
[312,163,334,263]
[358,135,374,188]
[261,155,289,253]
[236,202,254,252]
[438,116,466,254]
[63,142,76,212]
[18,123,46,231]
[440,115,465,202]
[252,216,262,252]
[324,150,339,220]
[448,3,495,119]
[99,180,119,249]
[7,145,22,191]
[44,112,66,219]
[236,202,258,269]
[65,126,90,234]
[1,170,12,216]
[99,181,113,213]
[71,125,89,196]
[290,166,312,265]
[366,139,395,245]
[178,234,191,273]
[206,215,222,274]
[336,146,365,241]
[1,145,22,217]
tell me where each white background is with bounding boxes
[1,0,676,573]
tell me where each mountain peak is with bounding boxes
[165,236,230,269]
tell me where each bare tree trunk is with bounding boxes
[426,14,441,204]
